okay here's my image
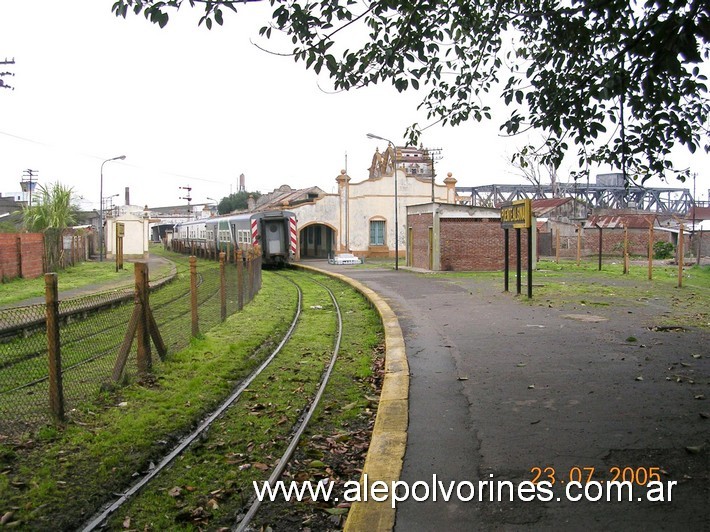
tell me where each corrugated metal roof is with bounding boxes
[688,206,710,221]
[531,198,573,216]
[586,213,657,229]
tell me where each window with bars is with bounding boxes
[370,220,385,246]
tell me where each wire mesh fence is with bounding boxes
[0,251,262,438]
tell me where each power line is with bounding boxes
[0,129,223,185]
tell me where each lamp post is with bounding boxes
[367,133,399,270]
[99,155,126,262]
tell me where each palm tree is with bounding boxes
[22,183,79,231]
[22,183,80,271]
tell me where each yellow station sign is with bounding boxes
[500,199,532,229]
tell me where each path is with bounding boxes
[314,260,709,531]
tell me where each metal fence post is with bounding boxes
[135,262,152,376]
[45,273,64,422]
[190,256,199,336]
[220,251,227,322]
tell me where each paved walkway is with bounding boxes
[313,260,709,531]
[2,255,176,309]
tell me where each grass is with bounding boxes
[0,268,383,530]
[0,257,174,307]
[530,259,710,328]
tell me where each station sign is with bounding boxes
[500,199,532,229]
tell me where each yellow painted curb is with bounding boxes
[291,264,408,531]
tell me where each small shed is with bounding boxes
[406,202,535,271]
[105,205,150,259]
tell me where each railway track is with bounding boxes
[79,270,349,530]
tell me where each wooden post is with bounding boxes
[135,262,152,376]
[576,225,582,267]
[623,224,629,274]
[516,228,522,295]
[678,225,684,288]
[237,250,244,311]
[504,228,509,292]
[247,251,254,303]
[597,225,603,271]
[527,226,533,299]
[45,273,64,422]
[698,228,704,266]
[190,256,199,336]
[220,251,227,321]
[648,223,654,280]
[555,229,560,264]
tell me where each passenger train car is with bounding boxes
[174,211,297,267]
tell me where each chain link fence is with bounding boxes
[0,251,262,438]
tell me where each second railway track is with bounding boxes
[78,268,378,531]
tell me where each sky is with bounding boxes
[1,0,709,212]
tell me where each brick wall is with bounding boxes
[550,227,680,258]
[439,219,529,271]
[0,233,45,281]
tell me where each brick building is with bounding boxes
[406,203,533,271]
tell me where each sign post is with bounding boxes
[501,199,533,298]
[115,222,125,272]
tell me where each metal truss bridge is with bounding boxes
[455,183,695,214]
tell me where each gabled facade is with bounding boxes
[249,148,458,259]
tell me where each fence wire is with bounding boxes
[0,253,262,438]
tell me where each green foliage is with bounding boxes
[0,221,18,233]
[111,0,710,183]
[653,241,675,259]
[22,182,80,231]
[217,190,261,214]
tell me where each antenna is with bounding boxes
[21,169,38,206]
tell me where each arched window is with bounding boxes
[370,219,386,246]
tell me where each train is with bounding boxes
[173,210,297,267]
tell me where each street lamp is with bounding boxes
[99,155,126,262]
[367,133,399,270]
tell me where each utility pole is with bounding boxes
[21,169,38,206]
[179,185,193,220]
[0,58,15,91]
[427,148,443,202]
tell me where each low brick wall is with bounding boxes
[551,228,687,258]
[0,233,45,281]
[440,219,529,271]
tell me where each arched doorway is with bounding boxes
[299,223,336,259]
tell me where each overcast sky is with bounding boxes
[1,0,708,212]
